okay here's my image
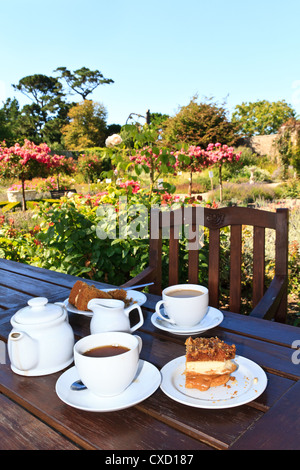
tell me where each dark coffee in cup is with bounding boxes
[83,345,130,358]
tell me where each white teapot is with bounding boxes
[88,298,144,334]
[8,297,75,376]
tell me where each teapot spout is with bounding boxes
[8,331,39,372]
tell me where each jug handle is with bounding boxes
[125,304,144,333]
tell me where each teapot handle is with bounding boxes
[125,304,144,333]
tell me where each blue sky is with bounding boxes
[1,0,300,125]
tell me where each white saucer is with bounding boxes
[160,355,267,409]
[55,360,161,412]
[151,306,223,335]
[64,289,147,317]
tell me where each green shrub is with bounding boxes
[277,180,300,198]
[77,152,112,184]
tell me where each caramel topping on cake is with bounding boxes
[185,372,233,391]
[185,336,236,362]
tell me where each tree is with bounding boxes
[162,96,239,148]
[61,100,108,150]
[206,143,241,202]
[148,112,169,130]
[13,74,64,108]
[0,140,65,210]
[50,155,77,190]
[161,97,239,195]
[55,67,114,100]
[0,98,22,145]
[232,100,296,137]
[177,145,211,195]
[176,143,241,198]
[12,74,70,145]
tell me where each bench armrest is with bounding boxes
[250,275,287,321]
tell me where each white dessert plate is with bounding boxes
[56,360,161,412]
[151,307,223,335]
[160,355,267,409]
[64,289,147,317]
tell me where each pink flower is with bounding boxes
[118,179,140,194]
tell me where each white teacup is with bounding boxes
[155,284,209,327]
[74,332,142,397]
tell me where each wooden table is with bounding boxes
[0,258,299,451]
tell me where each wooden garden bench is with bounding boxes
[50,189,77,199]
[123,206,289,322]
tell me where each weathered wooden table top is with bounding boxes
[0,258,299,451]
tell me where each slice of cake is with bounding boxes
[184,336,236,391]
[69,280,112,311]
[69,280,86,306]
[69,282,133,311]
[107,289,127,302]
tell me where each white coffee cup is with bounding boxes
[155,284,209,327]
[74,332,142,397]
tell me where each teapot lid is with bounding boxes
[14,297,64,324]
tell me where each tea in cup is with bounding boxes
[155,284,208,327]
[74,332,142,396]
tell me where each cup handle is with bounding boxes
[155,300,176,324]
[125,304,144,333]
[133,335,143,354]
